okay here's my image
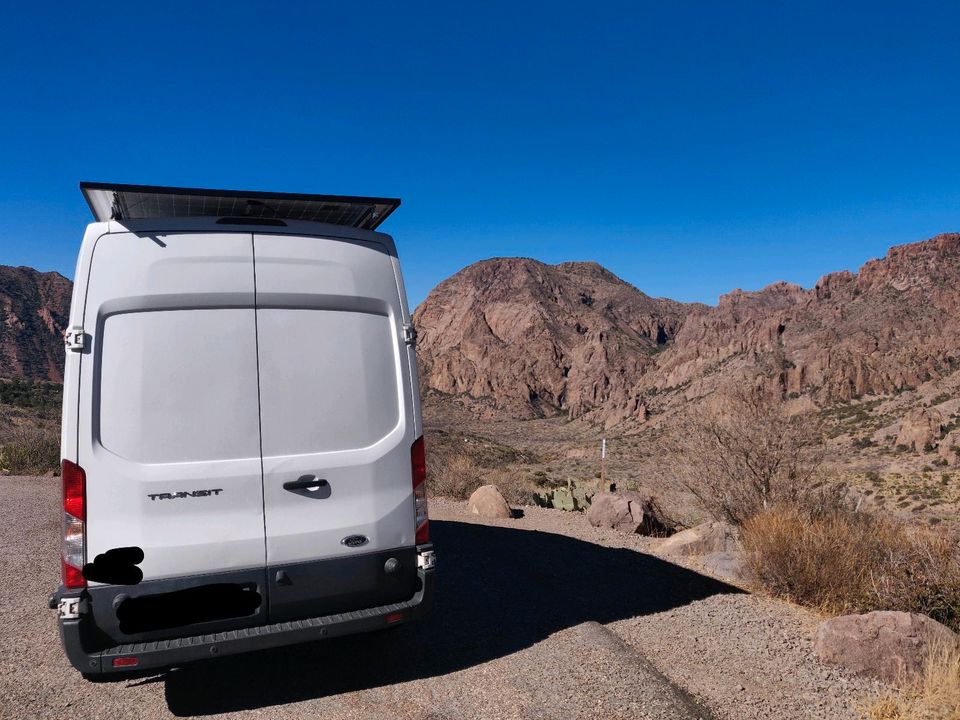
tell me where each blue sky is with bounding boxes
[1,1,958,308]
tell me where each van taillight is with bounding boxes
[412,436,429,544]
[62,460,86,589]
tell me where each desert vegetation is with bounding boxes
[425,428,540,504]
[863,642,960,720]
[668,385,833,525]
[742,506,960,632]
[670,383,960,633]
[0,379,61,475]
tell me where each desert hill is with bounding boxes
[0,266,71,382]
[415,235,960,430]
[413,257,699,423]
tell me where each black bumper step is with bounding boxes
[62,567,434,677]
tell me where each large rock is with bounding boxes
[467,485,512,519]
[813,611,960,683]
[700,551,746,583]
[658,521,739,557]
[939,429,960,467]
[896,408,943,451]
[587,490,667,535]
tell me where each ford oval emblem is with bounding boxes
[341,534,369,548]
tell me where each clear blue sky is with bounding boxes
[1,1,958,308]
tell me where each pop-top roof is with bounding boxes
[80,182,400,230]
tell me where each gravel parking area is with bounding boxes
[0,479,877,719]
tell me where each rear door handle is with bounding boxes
[283,475,329,492]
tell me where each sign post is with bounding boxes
[600,438,607,491]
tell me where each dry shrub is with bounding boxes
[428,454,482,499]
[862,642,960,720]
[479,468,533,506]
[743,505,960,632]
[668,383,826,526]
[0,425,60,475]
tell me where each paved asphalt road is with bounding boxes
[0,477,733,720]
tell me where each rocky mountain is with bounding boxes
[649,234,960,403]
[415,234,960,427]
[413,257,700,424]
[0,266,72,382]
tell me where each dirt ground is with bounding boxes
[0,477,883,720]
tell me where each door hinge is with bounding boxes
[417,549,436,570]
[403,323,417,346]
[58,597,82,620]
[64,326,85,352]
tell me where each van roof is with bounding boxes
[80,182,401,231]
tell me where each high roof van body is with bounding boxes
[51,183,434,678]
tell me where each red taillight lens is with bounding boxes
[412,436,429,544]
[62,460,86,589]
[63,460,85,521]
[62,558,85,589]
[111,656,139,668]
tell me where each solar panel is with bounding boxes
[80,182,401,230]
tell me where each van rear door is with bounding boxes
[253,233,418,621]
[77,232,266,582]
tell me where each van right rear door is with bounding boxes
[253,232,419,621]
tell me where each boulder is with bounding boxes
[896,408,943,451]
[467,485,512,519]
[587,490,667,534]
[658,522,739,557]
[938,429,960,467]
[813,611,960,684]
[700,551,746,583]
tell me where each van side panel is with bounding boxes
[78,231,266,581]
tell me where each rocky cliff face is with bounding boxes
[415,234,960,426]
[0,266,72,381]
[413,258,699,424]
[649,233,960,404]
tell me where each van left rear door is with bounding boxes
[77,231,266,582]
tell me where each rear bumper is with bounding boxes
[58,555,434,677]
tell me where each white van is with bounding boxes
[51,183,435,679]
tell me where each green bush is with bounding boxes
[0,379,62,410]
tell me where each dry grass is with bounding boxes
[427,453,535,505]
[429,454,482,499]
[478,467,534,506]
[742,505,960,632]
[862,642,960,720]
[424,426,540,503]
[0,425,60,475]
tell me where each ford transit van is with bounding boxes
[50,183,435,678]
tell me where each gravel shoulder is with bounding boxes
[0,478,879,719]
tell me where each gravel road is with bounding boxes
[0,478,878,720]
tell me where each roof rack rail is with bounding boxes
[79,182,400,231]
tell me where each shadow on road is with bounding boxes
[160,519,741,716]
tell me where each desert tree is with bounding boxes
[667,381,829,526]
